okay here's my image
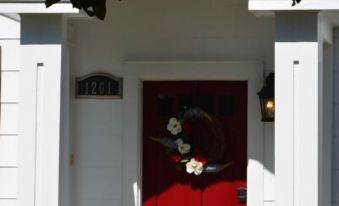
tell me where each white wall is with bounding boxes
[69,0,275,206]
[0,14,20,206]
[333,28,339,206]
[319,13,334,206]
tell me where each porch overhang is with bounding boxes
[0,1,79,14]
[249,0,339,12]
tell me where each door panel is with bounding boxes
[143,81,247,206]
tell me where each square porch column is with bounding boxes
[275,12,329,206]
[18,14,70,206]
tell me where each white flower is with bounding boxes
[186,158,204,175]
[167,117,182,135]
[175,139,191,155]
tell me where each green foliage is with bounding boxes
[292,0,301,6]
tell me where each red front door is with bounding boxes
[143,81,247,206]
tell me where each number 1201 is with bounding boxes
[85,81,111,95]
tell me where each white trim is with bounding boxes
[18,15,65,206]
[249,0,339,11]
[122,61,264,206]
[0,3,79,13]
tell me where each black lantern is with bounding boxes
[258,73,275,122]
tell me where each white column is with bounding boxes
[18,14,68,206]
[318,14,333,206]
[275,12,321,206]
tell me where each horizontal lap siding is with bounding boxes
[0,16,19,39]
[264,201,275,206]
[0,104,19,134]
[0,14,20,205]
[0,168,18,198]
[2,72,19,102]
[0,40,20,70]
[0,199,17,206]
[0,136,18,166]
[72,100,123,206]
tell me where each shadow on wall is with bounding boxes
[21,14,64,45]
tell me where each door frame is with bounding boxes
[123,61,264,206]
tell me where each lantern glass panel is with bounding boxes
[260,97,274,122]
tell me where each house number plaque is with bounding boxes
[76,73,123,99]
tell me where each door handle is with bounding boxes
[237,187,247,203]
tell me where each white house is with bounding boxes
[0,0,338,206]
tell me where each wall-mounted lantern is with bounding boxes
[257,73,275,122]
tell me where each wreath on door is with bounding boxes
[149,108,232,176]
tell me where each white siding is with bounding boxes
[0,40,20,70]
[1,71,19,102]
[72,100,123,206]
[264,202,275,206]
[0,136,18,166]
[0,104,19,135]
[0,15,19,39]
[0,168,18,198]
[73,167,122,200]
[0,199,17,206]
[0,14,20,206]
[70,1,275,206]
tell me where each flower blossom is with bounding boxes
[167,117,182,135]
[186,158,204,175]
[175,139,191,155]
